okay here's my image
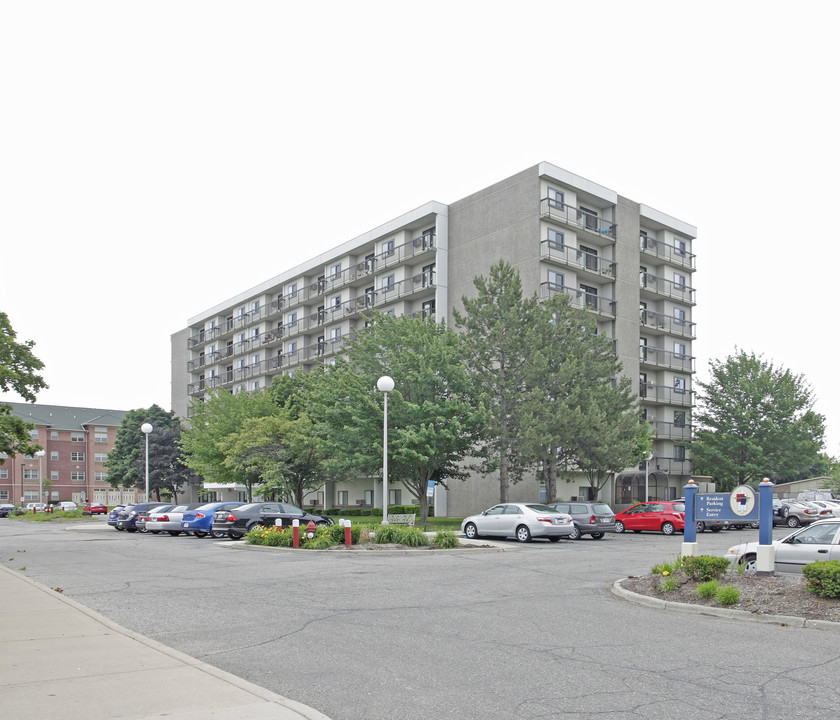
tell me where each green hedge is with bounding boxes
[322,504,433,518]
[681,555,730,582]
[802,560,840,598]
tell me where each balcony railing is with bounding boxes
[640,235,695,269]
[540,239,616,278]
[640,272,695,304]
[639,382,694,407]
[639,347,695,373]
[640,310,695,339]
[540,282,616,317]
[540,198,616,239]
[648,420,693,441]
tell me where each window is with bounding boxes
[0,488,7,497]
[674,410,686,427]
[71,451,85,462]
[422,299,435,318]
[0,471,7,481]
[389,488,402,505]
[95,471,108,483]
[674,376,687,394]
[95,432,108,443]
[639,337,648,361]
[674,445,686,461]
[332,295,341,310]
[547,228,564,249]
[674,272,686,290]
[51,430,59,440]
[251,381,260,391]
[547,187,564,209]
[548,270,563,289]
[71,432,85,442]
[674,342,687,359]
[580,284,598,310]
[29,429,39,440]
[364,489,374,505]
[50,471,59,481]
[50,451,59,461]
[287,341,297,355]
[382,275,394,292]
[251,327,260,339]
[95,453,108,463]
[364,286,375,306]
[674,238,686,256]
[382,239,395,257]
[337,490,349,505]
[422,263,435,287]
[580,245,598,271]
[579,206,598,230]
[288,312,297,327]
[71,471,85,482]
[330,327,341,341]
[674,307,686,325]
[331,262,342,278]
[252,300,260,314]
[287,282,298,297]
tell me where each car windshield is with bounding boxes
[592,503,613,514]
[524,504,561,513]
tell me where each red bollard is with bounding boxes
[344,519,352,546]
[293,519,300,548]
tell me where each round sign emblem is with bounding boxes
[729,485,756,517]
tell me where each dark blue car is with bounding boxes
[180,501,246,538]
[115,502,173,532]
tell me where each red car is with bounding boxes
[83,503,108,515]
[614,501,685,535]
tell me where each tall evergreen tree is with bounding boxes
[453,261,537,502]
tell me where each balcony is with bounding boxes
[639,346,695,373]
[540,282,616,318]
[639,382,694,407]
[640,272,695,305]
[640,235,695,270]
[648,420,693,441]
[540,239,616,279]
[640,309,695,339]
[540,198,616,242]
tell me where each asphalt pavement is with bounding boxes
[0,563,330,720]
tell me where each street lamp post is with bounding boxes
[376,376,394,525]
[141,423,153,502]
[35,450,45,505]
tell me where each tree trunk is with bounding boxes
[544,453,557,503]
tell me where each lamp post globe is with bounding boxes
[141,423,153,501]
[376,376,394,524]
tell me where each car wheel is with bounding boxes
[614,521,625,533]
[515,525,532,543]
[710,526,723,533]
[590,532,605,539]
[661,522,676,536]
[696,521,705,533]
[168,531,181,536]
[568,524,582,541]
[193,530,208,538]
[786,516,800,528]
[209,529,225,539]
[229,530,244,540]
[115,526,125,531]
[740,554,757,572]
[463,522,479,540]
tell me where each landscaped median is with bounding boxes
[244,522,462,550]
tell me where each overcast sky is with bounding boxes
[3,2,839,455]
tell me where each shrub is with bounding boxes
[715,585,740,605]
[696,580,720,598]
[658,578,678,592]
[681,555,730,582]
[802,560,840,598]
[327,524,361,545]
[372,524,430,546]
[434,530,459,549]
[651,556,683,576]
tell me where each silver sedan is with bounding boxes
[461,503,574,543]
[145,503,205,536]
[725,518,840,572]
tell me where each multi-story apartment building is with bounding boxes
[1,403,129,506]
[171,162,697,516]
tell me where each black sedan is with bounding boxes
[212,502,334,539]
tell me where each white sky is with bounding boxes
[3,2,839,455]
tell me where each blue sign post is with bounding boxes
[756,478,775,576]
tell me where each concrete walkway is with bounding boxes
[0,564,331,720]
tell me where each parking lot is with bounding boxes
[2,520,838,720]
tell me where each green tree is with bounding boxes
[692,350,826,491]
[107,406,186,496]
[133,424,198,502]
[453,261,537,502]
[0,312,48,459]
[180,388,278,500]
[520,293,651,501]
[305,312,485,526]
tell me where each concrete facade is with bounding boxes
[171,163,697,516]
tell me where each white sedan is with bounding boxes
[145,503,205,536]
[725,519,840,573]
[461,503,574,543]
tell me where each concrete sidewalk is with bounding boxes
[0,564,331,720]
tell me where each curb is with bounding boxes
[611,578,840,632]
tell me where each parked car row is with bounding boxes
[106,501,334,538]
